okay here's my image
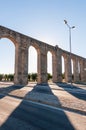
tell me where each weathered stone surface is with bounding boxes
[0,25,86,85]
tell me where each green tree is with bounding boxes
[0,74,3,81]
[47,73,52,80]
[62,73,65,79]
[31,73,37,81]
[4,74,9,81]
[8,74,14,81]
[28,73,31,81]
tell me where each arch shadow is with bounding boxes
[56,82,86,101]
[0,83,75,130]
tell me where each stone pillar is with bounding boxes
[73,57,79,82]
[14,44,28,85]
[79,59,85,82]
[37,48,47,84]
[83,59,86,82]
[64,54,72,82]
[52,47,62,82]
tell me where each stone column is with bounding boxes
[52,47,62,82]
[83,59,86,82]
[73,57,79,82]
[37,48,47,84]
[79,59,85,82]
[64,54,72,82]
[14,44,28,85]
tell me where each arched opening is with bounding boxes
[71,59,74,81]
[78,61,81,80]
[28,46,37,82]
[0,38,15,82]
[62,56,65,82]
[47,51,52,82]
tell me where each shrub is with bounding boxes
[8,74,14,81]
[47,73,52,80]
[31,73,37,81]
[62,73,65,79]
[28,73,31,81]
[0,74,3,81]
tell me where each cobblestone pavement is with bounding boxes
[0,82,86,115]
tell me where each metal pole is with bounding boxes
[64,20,75,83]
[69,27,72,84]
[69,27,71,54]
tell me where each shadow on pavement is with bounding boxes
[56,82,86,101]
[0,84,24,99]
[0,83,75,130]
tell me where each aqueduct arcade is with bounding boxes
[0,25,86,85]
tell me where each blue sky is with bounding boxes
[0,0,86,74]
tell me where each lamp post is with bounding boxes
[64,20,75,83]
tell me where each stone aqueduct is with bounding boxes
[0,25,86,85]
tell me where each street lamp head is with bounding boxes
[72,26,75,29]
[64,20,67,24]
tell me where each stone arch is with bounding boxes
[46,48,59,82]
[61,55,65,81]
[0,28,20,47]
[27,39,41,52]
[1,26,86,85]
[28,45,37,73]
[47,51,52,74]
[71,57,74,81]
[0,35,18,84]
[0,38,15,82]
[61,52,67,82]
[46,47,54,73]
[0,36,16,47]
[28,40,41,83]
[0,27,29,85]
[47,51,52,82]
